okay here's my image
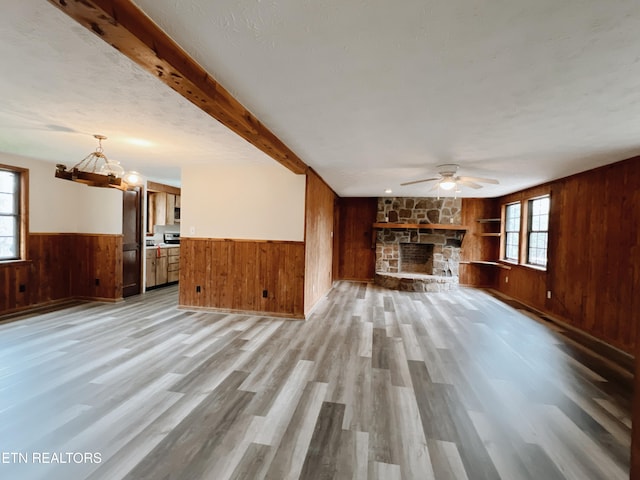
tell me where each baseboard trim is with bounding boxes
[484,288,634,375]
[0,295,122,322]
[177,304,304,320]
[0,298,82,322]
[74,296,123,303]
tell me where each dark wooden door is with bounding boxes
[337,197,377,281]
[122,187,142,297]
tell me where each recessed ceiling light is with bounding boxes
[384,189,392,194]
[125,138,154,147]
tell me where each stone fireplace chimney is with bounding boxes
[374,197,465,291]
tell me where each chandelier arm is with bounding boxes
[70,152,94,172]
[90,153,101,173]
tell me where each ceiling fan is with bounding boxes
[401,164,499,190]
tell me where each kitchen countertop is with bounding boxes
[146,244,180,249]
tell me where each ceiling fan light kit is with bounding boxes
[54,134,143,191]
[438,179,457,190]
[400,163,499,194]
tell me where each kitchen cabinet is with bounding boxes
[145,249,158,288]
[167,247,180,282]
[156,252,168,285]
[166,194,176,225]
[148,192,181,227]
[146,247,180,288]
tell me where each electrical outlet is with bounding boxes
[547,290,552,299]
[189,226,196,235]
[262,289,268,298]
[95,278,100,286]
[505,276,509,283]
[19,284,26,293]
[196,285,201,293]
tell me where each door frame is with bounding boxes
[122,185,143,297]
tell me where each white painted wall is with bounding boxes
[181,163,305,241]
[73,185,122,234]
[1,152,122,234]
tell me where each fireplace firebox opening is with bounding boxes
[399,243,434,274]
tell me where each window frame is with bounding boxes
[525,195,550,268]
[500,192,550,271]
[0,164,28,263]
[502,201,521,263]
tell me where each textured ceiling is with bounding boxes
[0,1,276,186]
[2,1,640,196]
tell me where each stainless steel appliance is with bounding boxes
[164,233,180,245]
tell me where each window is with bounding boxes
[0,166,25,261]
[503,202,521,262]
[500,193,551,270]
[527,195,550,267]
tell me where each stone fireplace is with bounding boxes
[374,197,464,291]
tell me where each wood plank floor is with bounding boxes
[0,282,631,480]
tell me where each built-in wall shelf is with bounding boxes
[373,223,468,231]
[460,261,511,269]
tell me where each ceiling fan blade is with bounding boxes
[457,180,483,189]
[400,177,440,186]
[458,175,499,185]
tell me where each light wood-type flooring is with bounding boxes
[0,282,632,480]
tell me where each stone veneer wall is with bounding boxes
[376,197,464,276]
[377,197,462,224]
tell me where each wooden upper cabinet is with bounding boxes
[147,184,181,229]
[166,194,176,225]
[154,192,168,226]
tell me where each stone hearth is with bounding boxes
[375,272,458,292]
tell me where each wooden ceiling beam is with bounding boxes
[46,0,309,175]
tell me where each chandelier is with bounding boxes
[55,134,142,190]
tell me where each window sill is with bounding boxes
[0,259,31,268]
[524,263,547,272]
[500,259,519,266]
[499,260,547,272]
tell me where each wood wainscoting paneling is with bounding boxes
[28,233,73,304]
[0,261,31,313]
[546,158,639,353]
[634,350,640,479]
[337,197,377,281]
[304,170,337,314]
[179,238,305,318]
[71,234,123,301]
[493,157,640,354]
[495,264,548,312]
[1,233,122,316]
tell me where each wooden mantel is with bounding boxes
[371,222,468,249]
[372,223,468,230]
